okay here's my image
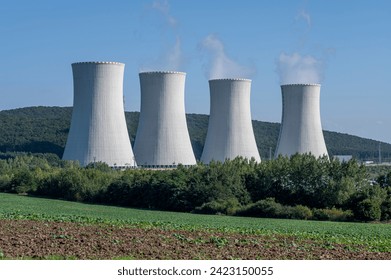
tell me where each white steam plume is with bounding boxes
[200,34,255,80]
[141,0,182,71]
[276,8,327,85]
[277,52,323,85]
[166,36,182,70]
[295,9,311,28]
[151,0,177,27]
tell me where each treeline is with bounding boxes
[1,106,391,161]
[1,154,391,222]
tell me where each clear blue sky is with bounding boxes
[1,0,390,143]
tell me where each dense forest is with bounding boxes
[0,106,390,161]
[1,106,391,222]
[0,154,391,222]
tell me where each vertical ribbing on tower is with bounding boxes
[275,84,328,158]
[201,78,261,163]
[133,71,196,167]
[62,62,136,167]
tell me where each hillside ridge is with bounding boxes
[0,106,389,161]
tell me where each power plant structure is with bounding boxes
[275,84,328,158]
[133,71,196,167]
[62,62,136,168]
[201,78,261,163]
[61,61,328,168]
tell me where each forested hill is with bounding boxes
[0,106,389,161]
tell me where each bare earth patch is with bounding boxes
[0,219,389,260]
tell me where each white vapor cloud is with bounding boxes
[141,0,183,71]
[295,9,311,28]
[276,8,329,85]
[140,35,183,72]
[152,0,177,27]
[166,36,182,70]
[277,52,323,84]
[200,34,255,80]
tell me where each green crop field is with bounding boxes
[0,192,391,252]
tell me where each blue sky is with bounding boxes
[1,0,390,143]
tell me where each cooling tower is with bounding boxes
[133,71,196,167]
[62,62,136,167]
[275,84,328,158]
[201,79,261,163]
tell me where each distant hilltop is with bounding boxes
[0,106,389,162]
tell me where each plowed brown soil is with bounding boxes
[0,219,389,260]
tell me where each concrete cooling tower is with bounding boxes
[133,71,196,167]
[275,84,328,158]
[62,62,136,168]
[201,79,261,163]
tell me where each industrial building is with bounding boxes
[133,71,196,167]
[61,62,329,168]
[275,84,328,158]
[62,62,136,168]
[201,78,261,163]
